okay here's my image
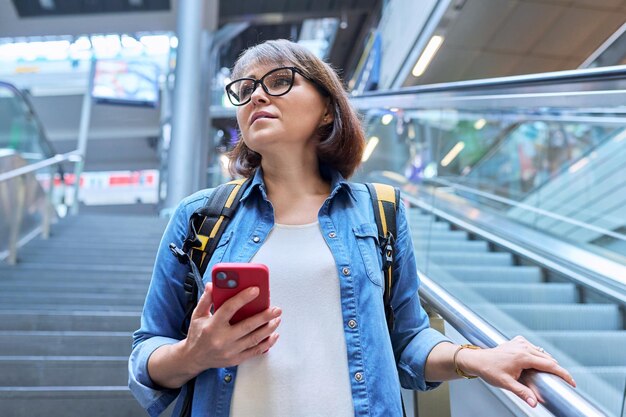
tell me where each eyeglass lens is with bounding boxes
[228,68,295,105]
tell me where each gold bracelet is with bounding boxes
[453,344,481,379]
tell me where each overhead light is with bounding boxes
[39,0,56,10]
[381,114,394,125]
[340,11,348,29]
[474,118,487,130]
[412,35,444,78]
[129,0,144,6]
[362,136,380,162]
[441,141,465,167]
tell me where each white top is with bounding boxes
[229,222,354,417]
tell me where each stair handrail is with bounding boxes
[417,271,609,417]
[0,151,82,264]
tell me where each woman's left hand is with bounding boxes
[456,335,577,407]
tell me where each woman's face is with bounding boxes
[235,63,331,157]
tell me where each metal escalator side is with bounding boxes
[351,66,626,417]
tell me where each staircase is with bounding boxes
[0,214,168,417]
[408,208,626,417]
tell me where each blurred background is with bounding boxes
[0,1,625,417]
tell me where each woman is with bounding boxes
[129,39,575,417]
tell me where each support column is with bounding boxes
[164,0,218,211]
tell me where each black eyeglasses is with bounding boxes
[225,66,328,106]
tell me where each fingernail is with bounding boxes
[250,287,259,296]
[526,397,536,407]
[272,307,282,315]
[572,379,577,387]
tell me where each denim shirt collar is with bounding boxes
[240,165,356,203]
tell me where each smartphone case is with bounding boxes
[211,263,270,324]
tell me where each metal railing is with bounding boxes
[0,151,82,264]
[418,271,609,417]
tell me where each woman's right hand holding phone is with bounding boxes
[182,282,282,373]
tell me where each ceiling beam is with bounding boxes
[220,8,372,26]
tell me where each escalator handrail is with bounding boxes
[0,81,65,179]
[0,151,81,183]
[429,177,626,244]
[418,272,609,417]
[352,64,626,98]
[401,188,626,306]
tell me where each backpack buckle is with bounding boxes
[381,233,394,269]
[169,243,189,265]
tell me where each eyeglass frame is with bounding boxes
[224,66,329,106]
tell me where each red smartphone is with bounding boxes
[211,263,270,324]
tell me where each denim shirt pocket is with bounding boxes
[353,223,383,287]
[202,230,234,282]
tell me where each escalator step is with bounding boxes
[412,230,468,241]
[569,366,626,392]
[534,331,626,366]
[409,221,450,231]
[437,266,542,283]
[414,240,488,252]
[484,304,621,331]
[444,283,577,303]
[418,251,513,266]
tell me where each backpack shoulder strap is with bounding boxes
[170,177,251,335]
[365,182,400,332]
[186,177,250,275]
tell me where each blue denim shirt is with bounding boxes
[129,167,450,417]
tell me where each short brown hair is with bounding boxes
[228,39,365,179]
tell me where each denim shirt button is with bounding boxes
[252,236,261,243]
[342,267,350,276]
[354,372,363,382]
[328,232,336,238]
[224,374,233,383]
[348,319,357,329]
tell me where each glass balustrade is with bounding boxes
[352,67,626,417]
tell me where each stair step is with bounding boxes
[0,311,140,331]
[11,255,156,266]
[0,282,149,295]
[21,246,158,257]
[0,270,151,281]
[0,387,145,417]
[0,356,128,386]
[0,263,152,273]
[0,292,146,307]
[25,240,161,251]
[438,266,542,283]
[0,331,132,356]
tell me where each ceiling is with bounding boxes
[403,0,626,86]
[1,0,382,81]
